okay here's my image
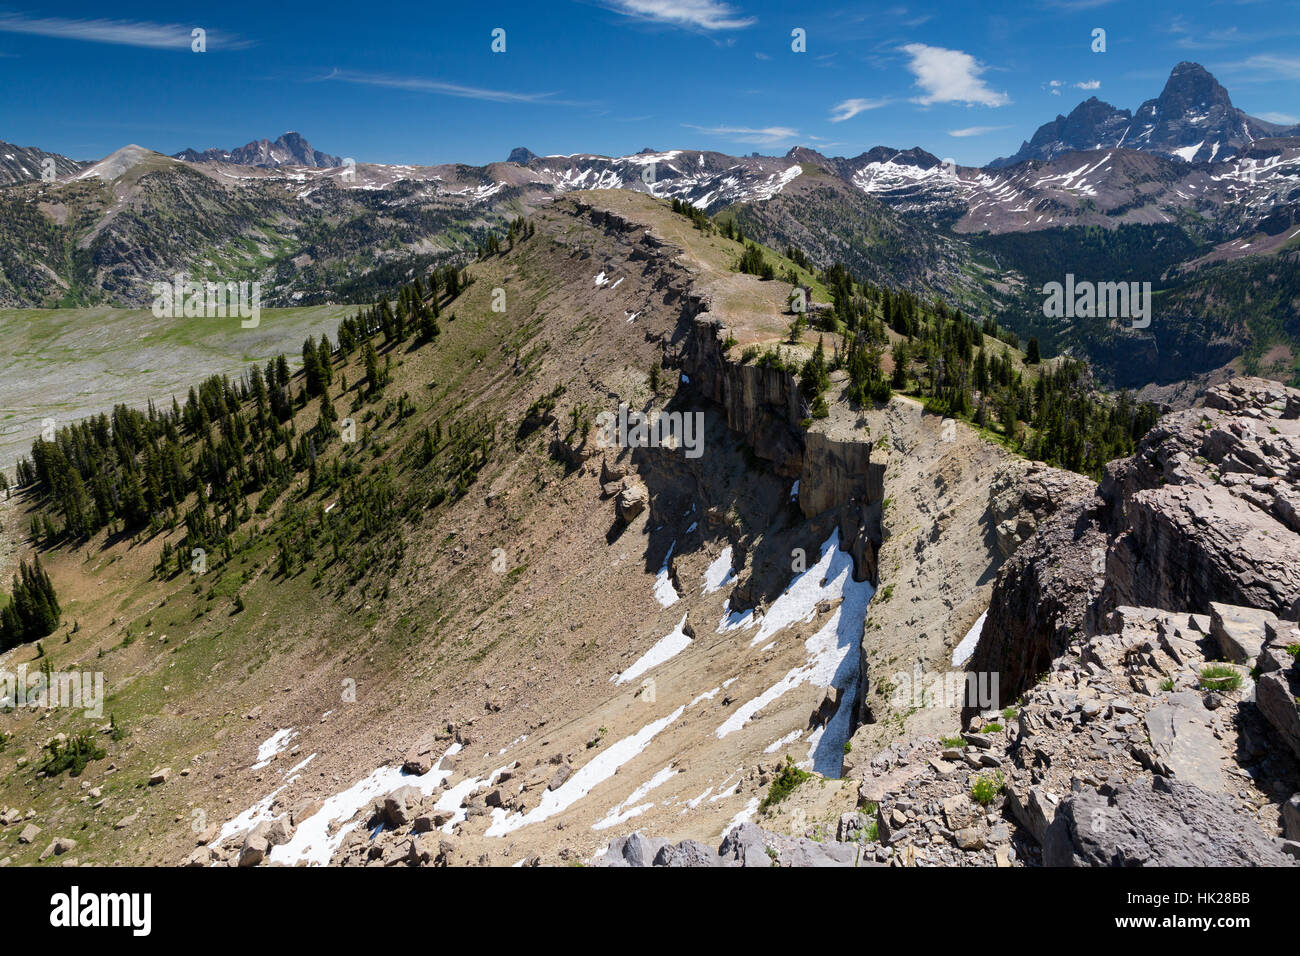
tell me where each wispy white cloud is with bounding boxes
[1173,26,1247,50]
[1162,17,1297,51]
[683,123,799,146]
[828,97,892,122]
[948,125,1010,137]
[321,69,574,105]
[0,14,247,49]
[1221,53,1300,80]
[900,43,1009,107]
[805,136,849,149]
[602,0,755,30]
[1256,111,1299,125]
[880,5,932,26]
[1041,0,1119,9]
[1044,78,1100,95]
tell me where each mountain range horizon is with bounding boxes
[6,61,1293,177]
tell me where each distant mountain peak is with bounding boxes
[853,145,943,168]
[1154,60,1235,115]
[173,132,341,169]
[506,146,538,165]
[990,61,1291,168]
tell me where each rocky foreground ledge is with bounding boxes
[598,601,1299,867]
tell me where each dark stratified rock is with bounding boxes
[1096,378,1300,623]
[1255,635,1300,761]
[964,499,1106,717]
[683,318,807,479]
[1043,776,1297,866]
[1210,602,1275,664]
[989,96,1133,168]
[971,378,1300,723]
[992,62,1297,167]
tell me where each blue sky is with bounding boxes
[1,0,1297,167]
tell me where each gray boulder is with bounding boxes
[599,832,671,867]
[1210,603,1275,664]
[382,785,423,827]
[719,823,776,866]
[1043,776,1296,866]
[653,840,724,867]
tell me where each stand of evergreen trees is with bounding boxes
[693,194,1157,478]
[782,248,1158,478]
[1,557,60,650]
[670,198,713,233]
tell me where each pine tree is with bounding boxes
[303,337,325,397]
[891,341,910,391]
[799,337,830,399]
[363,342,381,396]
[318,336,334,386]
[419,306,440,342]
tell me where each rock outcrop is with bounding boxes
[846,601,1298,867]
[1097,377,1300,621]
[1257,618,1300,761]
[683,319,807,477]
[971,378,1300,716]
[1043,776,1295,866]
[986,463,1096,559]
[965,502,1106,713]
[798,431,881,520]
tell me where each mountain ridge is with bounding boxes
[4,62,1290,183]
[173,131,342,168]
[992,61,1299,167]
[0,140,84,186]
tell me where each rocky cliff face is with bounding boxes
[1097,377,1300,622]
[971,377,1300,717]
[684,319,807,478]
[919,376,1300,866]
[966,502,1107,713]
[333,370,1300,868]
